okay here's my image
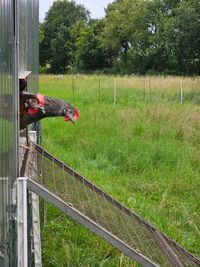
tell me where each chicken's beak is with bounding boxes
[38,106,45,114]
[64,114,75,124]
[64,108,79,124]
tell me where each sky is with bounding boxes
[39,0,114,22]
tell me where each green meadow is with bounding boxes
[39,75,200,267]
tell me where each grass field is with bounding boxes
[39,75,200,267]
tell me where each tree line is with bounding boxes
[40,0,200,75]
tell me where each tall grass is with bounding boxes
[40,74,200,104]
[39,75,200,266]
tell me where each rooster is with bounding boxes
[20,92,80,130]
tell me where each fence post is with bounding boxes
[17,177,28,267]
[29,131,42,267]
[124,77,127,101]
[180,79,183,104]
[114,78,117,104]
[98,77,101,102]
[72,76,75,101]
[143,77,146,100]
[149,77,152,101]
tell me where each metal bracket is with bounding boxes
[19,71,32,80]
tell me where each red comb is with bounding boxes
[74,108,80,120]
[36,94,45,106]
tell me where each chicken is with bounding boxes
[20,92,80,130]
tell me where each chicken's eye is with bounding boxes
[29,99,38,104]
[63,108,70,115]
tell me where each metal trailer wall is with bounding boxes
[0,0,39,266]
[0,0,17,265]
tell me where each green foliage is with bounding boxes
[103,0,200,74]
[39,75,200,266]
[40,0,200,75]
[164,0,200,74]
[74,20,110,71]
[40,0,89,73]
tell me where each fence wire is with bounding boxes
[40,75,200,105]
[22,143,200,267]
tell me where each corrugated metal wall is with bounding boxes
[0,0,39,265]
[0,0,17,265]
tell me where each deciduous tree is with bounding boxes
[40,0,89,73]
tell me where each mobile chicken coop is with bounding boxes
[1,1,200,267]
[0,0,39,265]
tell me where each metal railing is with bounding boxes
[19,142,200,267]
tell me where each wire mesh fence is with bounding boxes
[39,75,200,106]
[23,142,200,267]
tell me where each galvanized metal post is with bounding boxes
[29,131,42,267]
[17,177,28,267]
[31,194,42,267]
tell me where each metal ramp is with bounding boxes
[21,142,200,267]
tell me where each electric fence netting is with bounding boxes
[21,142,200,267]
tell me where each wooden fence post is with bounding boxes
[149,77,152,101]
[114,78,117,104]
[72,76,75,101]
[180,79,183,104]
[98,77,101,102]
[143,77,146,100]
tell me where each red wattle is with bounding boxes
[64,116,70,122]
[28,108,38,115]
